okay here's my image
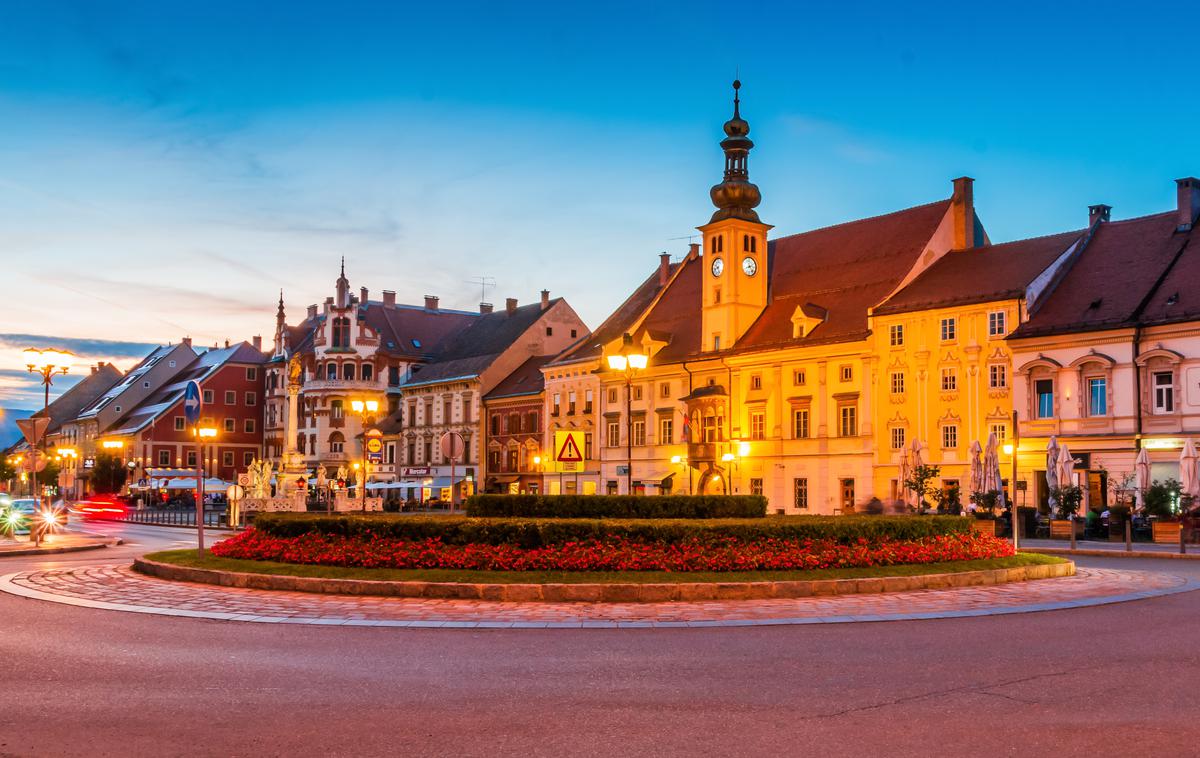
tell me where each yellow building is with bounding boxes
[592,82,986,513]
[867,228,1083,508]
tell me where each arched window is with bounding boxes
[343,362,355,380]
[328,431,345,453]
[361,363,373,382]
[743,234,750,251]
[326,363,337,380]
[331,317,351,348]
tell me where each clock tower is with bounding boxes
[699,80,772,352]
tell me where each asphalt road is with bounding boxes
[2,523,1198,757]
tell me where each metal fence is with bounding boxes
[102,508,230,528]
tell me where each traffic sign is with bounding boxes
[554,431,585,472]
[16,417,49,446]
[439,431,465,461]
[226,484,245,501]
[183,380,203,425]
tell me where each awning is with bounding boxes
[489,475,520,484]
[637,473,676,487]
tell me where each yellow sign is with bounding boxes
[365,437,384,454]
[554,431,585,472]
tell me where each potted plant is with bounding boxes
[968,490,1002,536]
[936,483,962,516]
[1108,503,1131,541]
[1049,485,1083,540]
[1145,478,1183,544]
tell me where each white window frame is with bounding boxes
[940,317,956,342]
[942,424,958,450]
[1153,371,1174,414]
[988,311,1006,337]
[940,368,957,392]
[889,324,904,347]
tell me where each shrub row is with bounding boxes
[251,513,970,549]
[463,494,767,519]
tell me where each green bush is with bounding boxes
[464,494,767,519]
[251,513,970,548]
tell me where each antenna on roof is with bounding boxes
[466,276,497,305]
[668,234,700,243]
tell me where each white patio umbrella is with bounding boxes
[898,446,912,509]
[968,440,984,497]
[1135,447,1152,512]
[911,438,926,469]
[982,433,1001,494]
[1180,440,1199,500]
[1057,444,1077,520]
[1045,436,1060,516]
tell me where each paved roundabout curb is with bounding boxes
[3,562,1197,629]
[131,556,1076,602]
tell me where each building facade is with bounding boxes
[483,356,552,494]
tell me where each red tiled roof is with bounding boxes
[1012,212,1185,338]
[551,263,679,365]
[485,355,554,400]
[624,199,953,362]
[1138,225,1200,326]
[362,302,478,358]
[875,228,1084,316]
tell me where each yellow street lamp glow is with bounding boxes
[627,353,648,370]
[670,455,682,464]
[101,440,125,450]
[533,455,541,466]
[1002,443,1014,456]
[737,441,751,457]
[352,462,361,470]
[607,354,628,371]
[197,427,217,439]
[721,452,736,462]
[23,347,74,372]
[350,399,379,414]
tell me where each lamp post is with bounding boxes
[101,439,126,496]
[24,348,73,512]
[350,399,379,512]
[194,426,217,556]
[55,447,77,503]
[606,333,648,495]
[670,455,690,495]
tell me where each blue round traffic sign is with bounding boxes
[183,380,203,425]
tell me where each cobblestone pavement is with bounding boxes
[3,564,1196,628]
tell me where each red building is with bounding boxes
[105,341,267,482]
[483,356,554,494]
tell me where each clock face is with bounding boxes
[742,256,758,276]
[711,257,724,277]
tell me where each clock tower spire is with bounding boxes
[699,80,772,352]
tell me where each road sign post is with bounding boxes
[183,381,205,556]
[16,417,51,546]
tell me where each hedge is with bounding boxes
[250,513,970,548]
[464,494,767,519]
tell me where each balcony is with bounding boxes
[302,378,381,394]
[688,441,722,463]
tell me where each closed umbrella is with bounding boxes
[898,446,912,510]
[968,440,984,496]
[982,433,1000,494]
[1135,448,1152,512]
[1045,436,1060,516]
[1180,440,1199,501]
[911,438,926,469]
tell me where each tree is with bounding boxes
[35,456,61,488]
[903,464,941,513]
[0,457,15,486]
[92,452,128,494]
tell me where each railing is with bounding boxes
[97,508,230,529]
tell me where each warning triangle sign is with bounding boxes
[556,433,584,463]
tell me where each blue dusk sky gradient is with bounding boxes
[2,0,1199,406]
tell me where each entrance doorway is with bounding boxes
[840,478,855,512]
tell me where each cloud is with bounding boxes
[0,333,160,360]
[778,113,892,165]
[0,368,84,408]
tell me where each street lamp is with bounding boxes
[24,348,73,512]
[56,447,78,503]
[101,439,128,496]
[606,333,648,496]
[193,426,217,556]
[350,399,379,512]
[670,454,691,495]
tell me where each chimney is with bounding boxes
[182,336,192,348]
[252,335,262,352]
[91,364,99,374]
[307,304,318,320]
[1176,177,1200,231]
[224,339,231,348]
[688,242,700,261]
[480,302,494,314]
[506,297,518,314]
[1089,204,1111,226]
[424,295,439,311]
[360,287,369,303]
[382,290,396,307]
[659,252,671,286]
[951,176,975,249]
[540,289,550,310]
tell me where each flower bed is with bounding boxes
[464,494,767,519]
[212,528,1013,573]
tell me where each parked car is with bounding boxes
[3,498,67,534]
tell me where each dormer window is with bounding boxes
[331,316,350,348]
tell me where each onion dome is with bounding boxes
[709,80,762,223]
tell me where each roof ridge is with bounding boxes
[770,198,950,242]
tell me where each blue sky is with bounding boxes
[2,0,1198,406]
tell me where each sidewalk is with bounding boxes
[0,532,123,557]
[1021,537,1199,560]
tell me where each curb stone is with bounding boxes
[132,556,1075,603]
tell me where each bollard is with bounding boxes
[1070,515,1077,550]
[1182,526,1187,556]
[1125,520,1132,552]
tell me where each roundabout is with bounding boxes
[2,561,1193,628]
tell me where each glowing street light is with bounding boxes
[606,333,649,495]
[24,347,74,511]
[349,399,380,512]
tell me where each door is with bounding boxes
[841,478,855,512]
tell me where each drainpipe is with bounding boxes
[1133,324,1143,452]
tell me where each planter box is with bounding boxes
[1152,521,1182,544]
[969,519,1000,537]
[1050,519,1083,540]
